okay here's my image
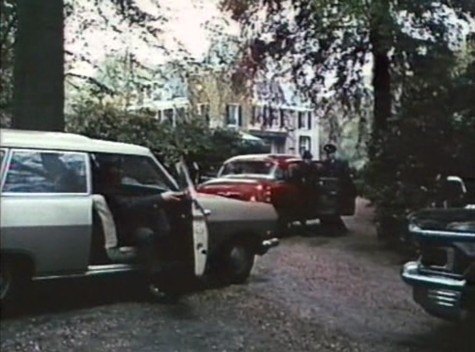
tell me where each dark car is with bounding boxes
[402,204,475,321]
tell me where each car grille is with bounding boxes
[420,245,472,277]
[421,246,448,268]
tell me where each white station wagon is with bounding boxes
[0,129,279,303]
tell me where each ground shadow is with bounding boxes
[0,273,222,320]
[395,319,475,352]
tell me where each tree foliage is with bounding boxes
[0,0,16,127]
[223,0,475,241]
[66,99,247,172]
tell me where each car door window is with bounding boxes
[93,153,175,192]
[2,150,88,193]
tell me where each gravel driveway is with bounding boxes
[1,198,474,351]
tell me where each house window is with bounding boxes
[279,109,286,128]
[307,112,312,130]
[252,106,262,125]
[164,109,174,124]
[176,107,186,119]
[155,110,163,122]
[298,112,305,129]
[198,103,210,124]
[263,105,270,126]
[299,136,311,155]
[251,106,257,125]
[226,104,242,127]
[269,108,278,128]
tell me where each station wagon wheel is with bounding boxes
[0,263,13,303]
[221,241,255,284]
[0,261,29,307]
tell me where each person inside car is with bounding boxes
[41,153,84,193]
[93,157,182,287]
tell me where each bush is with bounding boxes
[65,101,255,175]
[364,57,475,243]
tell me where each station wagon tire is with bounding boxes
[277,216,292,238]
[219,241,255,284]
[0,261,27,308]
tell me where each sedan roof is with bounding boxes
[224,153,299,164]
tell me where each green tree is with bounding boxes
[4,0,174,131]
[223,0,474,242]
[0,0,16,128]
[222,0,472,140]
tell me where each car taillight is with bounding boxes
[263,185,272,203]
[252,184,272,203]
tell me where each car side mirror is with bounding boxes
[443,175,467,207]
[446,176,467,193]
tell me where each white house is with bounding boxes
[249,80,320,159]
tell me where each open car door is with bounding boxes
[313,161,356,217]
[176,160,209,276]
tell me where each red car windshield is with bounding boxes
[220,161,275,176]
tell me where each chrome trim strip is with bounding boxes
[32,264,140,281]
[410,227,475,242]
[402,261,466,291]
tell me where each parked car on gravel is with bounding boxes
[0,129,279,304]
[402,176,475,321]
[196,154,356,233]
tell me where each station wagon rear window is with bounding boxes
[2,150,88,193]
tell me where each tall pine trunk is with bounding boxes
[369,0,391,147]
[13,0,64,131]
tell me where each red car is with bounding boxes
[197,154,356,232]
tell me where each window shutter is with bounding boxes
[225,105,230,125]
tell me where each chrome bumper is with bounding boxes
[402,261,469,320]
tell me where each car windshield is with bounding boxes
[220,161,275,176]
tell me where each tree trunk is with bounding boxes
[13,0,64,131]
[369,0,391,145]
